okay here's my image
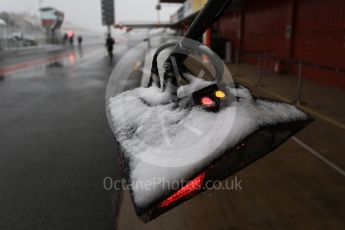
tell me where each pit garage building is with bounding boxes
[162,0,345,90]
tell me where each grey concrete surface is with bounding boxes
[0,41,135,229]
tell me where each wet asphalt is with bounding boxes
[0,40,138,229]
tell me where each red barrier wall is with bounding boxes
[217,0,345,90]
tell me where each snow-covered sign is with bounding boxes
[107,83,312,222]
[105,34,312,223]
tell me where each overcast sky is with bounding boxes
[0,0,180,32]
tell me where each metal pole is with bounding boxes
[8,25,12,49]
[234,51,239,76]
[6,23,9,49]
[156,3,161,25]
[262,52,267,76]
[256,55,262,87]
[157,11,160,25]
[107,25,111,36]
[147,29,151,49]
[225,41,231,63]
[46,28,49,44]
[296,61,303,106]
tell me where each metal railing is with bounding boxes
[235,51,345,106]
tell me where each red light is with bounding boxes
[67,31,74,38]
[160,172,206,208]
[201,97,214,106]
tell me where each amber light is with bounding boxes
[160,172,206,208]
[201,96,214,106]
[215,90,225,98]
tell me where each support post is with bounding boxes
[107,25,111,36]
[225,41,232,63]
[234,51,239,76]
[256,55,263,87]
[296,61,303,106]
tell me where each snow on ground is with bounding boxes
[107,84,308,208]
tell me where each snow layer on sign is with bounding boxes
[108,84,307,208]
[177,73,215,98]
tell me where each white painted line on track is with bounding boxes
[292,136,345,177]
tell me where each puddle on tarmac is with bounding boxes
[1,47,90,79]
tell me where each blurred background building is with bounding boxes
[0,11,46,49]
